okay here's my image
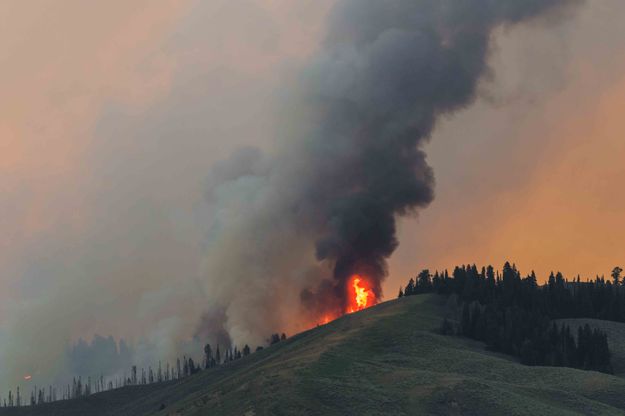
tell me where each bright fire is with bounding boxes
[347,274,376,313]
[315,275,377,326]
[23,375,32,381]
[317,314,338,326]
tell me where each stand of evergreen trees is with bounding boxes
[1,333,288,409]
[400,263,616,374]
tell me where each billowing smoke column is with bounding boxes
[203,0,579,342]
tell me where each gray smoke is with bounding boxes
[203,0,580,341]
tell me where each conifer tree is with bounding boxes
[404,278,415,296]
[611,266,622,286]
[461,303,471,337]
[204,344,213,369]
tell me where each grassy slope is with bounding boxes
[3,295,625,416]
[557,318,625,377]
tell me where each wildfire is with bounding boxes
[347,274,376,313]
[315,275,377,326]
[23,375,32,381]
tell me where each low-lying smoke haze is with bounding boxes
[0,0,335,392]
[1,0,625,395]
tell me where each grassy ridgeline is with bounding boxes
[2,295,625,416]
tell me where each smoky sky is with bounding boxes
[0,0,334,392]
[207,0,580,326]
[2,0,606,393]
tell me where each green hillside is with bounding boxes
[3,294,625,416]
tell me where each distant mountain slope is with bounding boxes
[3,295,625,416]
[557,318,625,377]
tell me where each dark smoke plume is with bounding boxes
[203,0,580,341]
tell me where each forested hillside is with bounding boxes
[400,263,623,373]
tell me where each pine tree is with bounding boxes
[461,303,471,337]
[417,269,432,293]
[404,278,415,296]
[611,266,622,286]
[204,343,213,369]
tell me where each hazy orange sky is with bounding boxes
[1,0,625,390]
[0,0,335,388]
[388,2,625,289]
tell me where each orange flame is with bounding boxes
[347,274,376,313]
[316,313,338,327]
[314,275,377,326]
